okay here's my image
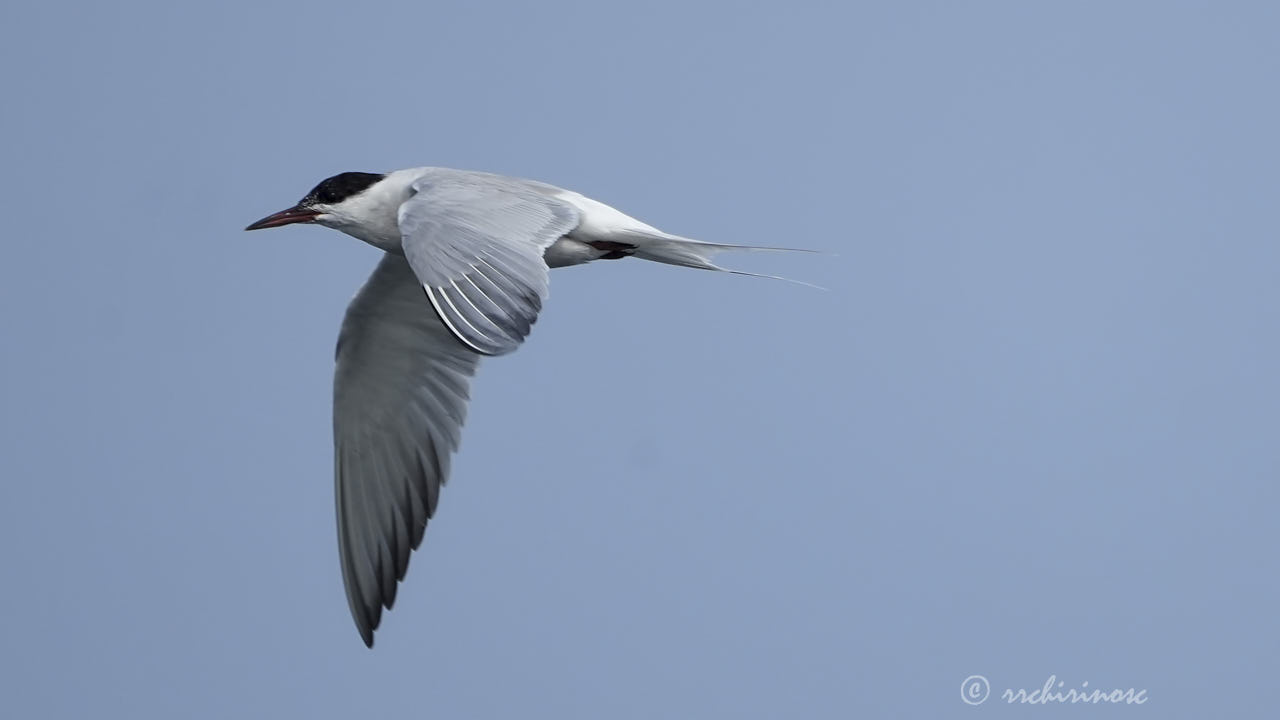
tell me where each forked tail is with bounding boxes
[619,231,823,289]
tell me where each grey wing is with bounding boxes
[397,173,581,356]
[334,253,480,647]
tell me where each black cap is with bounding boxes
[301,172,386,206]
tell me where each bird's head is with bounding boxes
[245,171,387,232]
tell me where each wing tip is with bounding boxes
[424,284,527,356]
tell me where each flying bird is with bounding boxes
[246,167,803,646]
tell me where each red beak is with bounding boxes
[244,205,320,231]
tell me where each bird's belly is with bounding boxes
[543,237,605,268]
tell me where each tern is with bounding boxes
[246,167,803,647]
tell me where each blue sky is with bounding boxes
[1,2,1276,717]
